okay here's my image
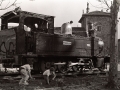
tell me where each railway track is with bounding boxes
[0,70,107,82]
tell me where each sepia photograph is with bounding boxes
[0,0,120,90]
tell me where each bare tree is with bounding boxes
[0,0,17,10]
[107,0,119,89]
[97,0,119,89]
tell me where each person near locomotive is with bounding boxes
[43,66,56,85]
[19,62,33,85]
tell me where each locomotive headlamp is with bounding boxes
[98,39,104,54]
[98,40,104,47]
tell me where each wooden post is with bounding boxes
[107,0,119,89]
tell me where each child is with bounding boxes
[19,63,33,85]
[43,67,56,85]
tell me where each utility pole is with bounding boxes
[107,0,119,89]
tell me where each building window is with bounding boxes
[97,26,102,32]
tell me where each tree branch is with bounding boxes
[0,0,3,6]
[88,0,109,9]
[104,0,110,8]
[5,0,10,8]
[0,0,17,10]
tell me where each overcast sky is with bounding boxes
[0,0,120,39]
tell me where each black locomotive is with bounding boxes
[0,8,110,73]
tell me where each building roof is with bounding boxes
[0,9,55,26]
[79,11,111,23]
[1,9,55,24]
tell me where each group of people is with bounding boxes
[19,62,56,86]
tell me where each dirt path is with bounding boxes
[0,71,120,90]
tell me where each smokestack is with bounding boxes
[86,2,89,13]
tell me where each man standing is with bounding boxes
[19,62,33,85]
[43,67,56,85]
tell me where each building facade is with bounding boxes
[79,11,111,56]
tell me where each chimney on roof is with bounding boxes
[86,2,89,13]
[83,10,84,14]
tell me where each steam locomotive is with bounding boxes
[0,8,109,73]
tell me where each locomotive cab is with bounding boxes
[1,8,55,54]
[0,8,55,68]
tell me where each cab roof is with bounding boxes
[1,10,55,19]
[1,10,55,23]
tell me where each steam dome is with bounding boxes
[61,22,72,35]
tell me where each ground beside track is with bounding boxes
[0,70,120,90]
[1,64,120,90]
[0,72,120,90]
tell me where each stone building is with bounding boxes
[79,4,111,56]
